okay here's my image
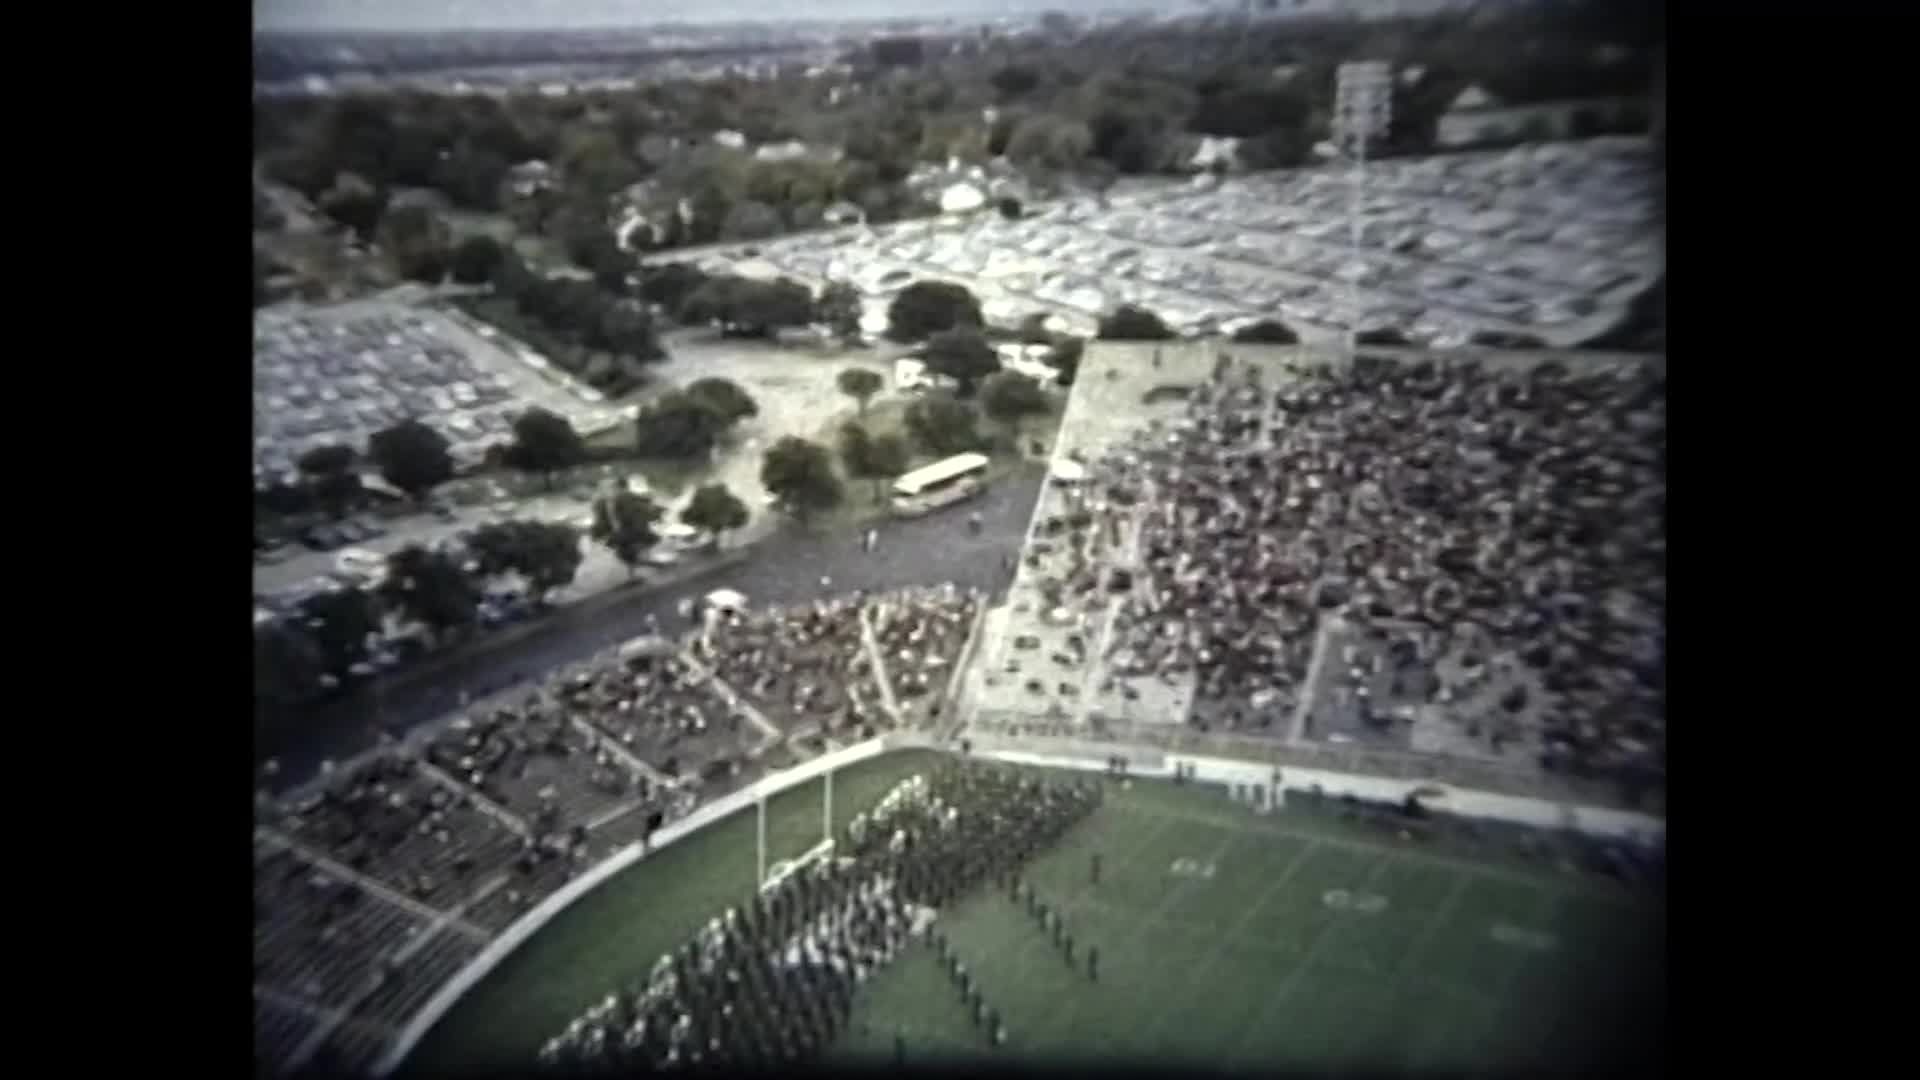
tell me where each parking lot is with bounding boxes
[253,301,629,490]
[673,137,1659,347]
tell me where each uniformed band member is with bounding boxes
[538,761,1102,1070]
[1087,946,1100,981]
[1091,852,1102,884]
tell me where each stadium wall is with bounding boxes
[971,746,1666,846]
[377,733,1662,1074]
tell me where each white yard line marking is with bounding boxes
[1030,811,1242,1046]
[1103,800,1636,902]
[962,809,1187,1050]
[1220,852,1393,1063]
[1128,836,1325,1049]
[1394,871,1474,984]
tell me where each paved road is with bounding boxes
[260,466,1045,792]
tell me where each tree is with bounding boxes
[367,420,454,501]
[590,491,663,577]
[1189,84,1310,139]
[871,36,925,67]
[1098,304,1176,341]
[991,65,1042,98]
[382,545,480,637]
[1049,337,1085,387]
[681,276,815,339]
[595,301,666,361]
[887,281,983,344]
[1357,327,1412,346]
[299,586,382,680]
[1233,319,1300,344]
[514,522,584,603]
[318,174,388,240]
[839,423,910,501]
[684,377,759,427]
[816,282,864,344]
[1089,108,1167,175]
[836,368,885,416]
[639,262,712,312]
[377,203,453,283]
[997,197,1024,220]
[680,483,750,550]
[450,234,506,285]
[1518,114,1557,143]
[1006,115,1094,176]
[432,143,510,211]
[505,408,587,489]
[633,392,726,460]
[981,371,1052,438]
[296,443,362,517]
[467,520,582,603]
[720,200,783,242]
[1237,127,1313,170]
[760,437,843,523]
[922,328,1002,397]
[1470,330,1547,349]
[905,393,984,457]
[256,621,325,708]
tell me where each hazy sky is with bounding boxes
[255,0,1174,34]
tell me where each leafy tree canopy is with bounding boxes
[887,281,983,344]
[367,420,455,499]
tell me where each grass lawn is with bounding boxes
[407,754,1663,1076]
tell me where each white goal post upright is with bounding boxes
[823,765,834,847]
[756,791,767,887]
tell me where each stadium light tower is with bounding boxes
[1331,60,1393,356]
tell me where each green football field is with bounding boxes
[408,749,1663,1075]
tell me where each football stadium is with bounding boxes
[404,748,1663,1074]
[255,339,1664,1077]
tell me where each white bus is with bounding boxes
[890,452,990,517]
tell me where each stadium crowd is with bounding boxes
[1034,352,1663,790]
[255,588,986,1074]
[540,764,1101,1069]
[692,593,876,734]
[870,584,984,723]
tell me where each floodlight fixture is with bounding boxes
[1331,60,1394,355]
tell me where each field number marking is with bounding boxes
[1489,923,1558,952]
[1321,889,1389,914]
